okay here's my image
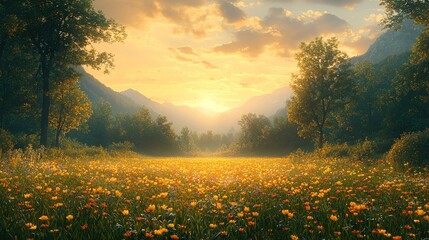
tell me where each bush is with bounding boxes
[14,133,38,149]
[317,140,377,162]
[289,149,307,164]
[317,143,351,159]
[107,141,134,152]
[350,139,376,162]
[59,138,108,158]
[386,129,429,166]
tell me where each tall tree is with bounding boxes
[14,0,125,146]
[49,75,92,147]
[0,4,39,131]
[288,37,353,148]
[381,0,429,135]
[238,113,271,152]
[178,127,197,154]
[87,100,114,147]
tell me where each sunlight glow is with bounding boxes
[199,98,225,113]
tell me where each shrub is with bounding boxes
[107,141,134,152]
[289,149,308,164]
[316,140,377,162]
[317,143,351,159]
[350,139,376,162]
[14,133,38,149]
[59,138,107,158]
[386,129,429,166]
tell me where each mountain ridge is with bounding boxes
[121,87,293,133]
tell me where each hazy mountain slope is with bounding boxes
[211,87,293,132]
[352,20,423,64]
[77,68,140,114]
[122,89,217,132]
[122,87,293,133]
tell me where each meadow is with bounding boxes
[0,151,428,240]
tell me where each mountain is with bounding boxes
[122,87,293,133]
[210,87,293,132]
[78,68,140,114]
[122,89,216,132]
[352,20,423,64]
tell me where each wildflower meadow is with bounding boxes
[0,153,428,239]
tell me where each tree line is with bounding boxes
[63,100,309,155]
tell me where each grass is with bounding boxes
[0,152,428,239]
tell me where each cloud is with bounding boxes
[94,0,217,37]
[214,8,351,57]
[342,24,383,55]
[214,29,276,57]
[264,0,363,8]
[365,13,384,24]
[176,46,198,55]
[170,47,218,68]
[217,0,247,23]
[306,0,363,8]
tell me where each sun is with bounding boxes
[199,98,224,113]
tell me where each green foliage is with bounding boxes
[13,133,38,150]
[381,0,429,28]
[237,113,271,153]
[1,0,126,146]
[380,2,429,140]
[56,138,108,159]
[288,37,353,148]
[316,139,377,162]
[0,128,14,152]
[178,127,198,155]
[107,141,135,152]
[317,143,351,159]
[86,100,115,147]
[387,129,429,166]
[50,76,92,147]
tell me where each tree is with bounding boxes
[0,1,39,131]
[150,115,177,154]
[87,100,114,147]
[380,0,429,29]
[238,113,272,152]
[14,0,125,146]
[381,1,429,136]
[178,127,197,154]
[49,76,92,147]
[288,37,353,148]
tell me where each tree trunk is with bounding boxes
[55,105,64,148]
[0,35,6,129]
[55,127,61,148]
[318,126,324,149]
[40,56,50,147]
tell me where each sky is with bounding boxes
[86,0,384,112]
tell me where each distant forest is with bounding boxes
[1,0,428,157]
